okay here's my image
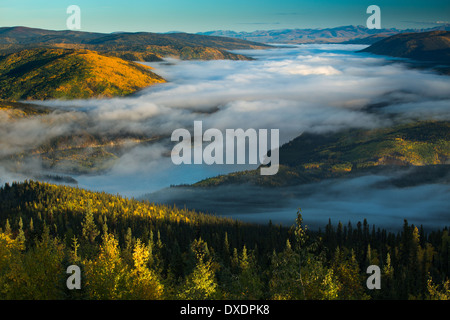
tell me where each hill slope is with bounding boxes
[192,121,450,187]
[0,26,270,61]
[361,31,450,64]
[0,48,165,100]
[0,180,447,300]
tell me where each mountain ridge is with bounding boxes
[0,26,270,61]
[198,24,450,44]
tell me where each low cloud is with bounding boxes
[29,45,450,144]
[1,44,450,229]
[144,172,450,231]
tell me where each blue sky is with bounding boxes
[1,0,449,33]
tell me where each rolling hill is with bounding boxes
[0,49,166,178]
[0,26,270,61]
[0,47,165,100]
[361,31,450,64]
[191,121,450,188]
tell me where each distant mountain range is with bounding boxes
[198,24,450,44]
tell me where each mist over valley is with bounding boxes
[1,43,450,230]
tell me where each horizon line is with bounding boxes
[1,23,449,35]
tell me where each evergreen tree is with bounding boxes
[178,239,218,300]
[81,201,99,245]
[234,245,263,299]
[17,217,26,250]
[269,240,303,299]
[20,225,66,299]
[127,239,164,299]
[84,232,130,299]
[382,252,395,298]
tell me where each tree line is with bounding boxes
[0,180,448,300]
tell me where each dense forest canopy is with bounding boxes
[0,180,448,300]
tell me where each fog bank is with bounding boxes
[1,44,450,230]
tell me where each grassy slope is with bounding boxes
[193,121,450,187]
[0,48,165,100]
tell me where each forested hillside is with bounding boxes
[0,180,448,300]
[194,121,450,187]
[0,48,165,100]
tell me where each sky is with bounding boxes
[1,0,450,33]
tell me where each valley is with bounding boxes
[191,121,450,188]
[0,22,449,301]
[0,29,449,230]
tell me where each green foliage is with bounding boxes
[178,239,218,300]
[0,180,448,300]
[427,277,450,300]
[269,240,303,299]
[84,232,130,299]
[81,200,100,244]
[0,224,66,299]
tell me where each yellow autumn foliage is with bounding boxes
[0,48,166,100]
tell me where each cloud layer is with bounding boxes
[1,44,450,228]
[28,45,450,141]
[146,172,450,231]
